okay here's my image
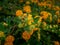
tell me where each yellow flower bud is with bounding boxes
[0,31,4,37]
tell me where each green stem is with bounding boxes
[37,29,40,41]
[26,40,30,45]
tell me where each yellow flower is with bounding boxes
[22,31,31,41]
[23,5,31,13]
[4,42,13,45]
[27,14,34,25]
[0,31,4,37]
[16,10,23,16]
[27,14,32,20]
[5,35,15,42]
[28,21,32,25]
[28,20,34,25]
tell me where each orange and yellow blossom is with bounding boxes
[40,11,52,20]
[40,11,49,20]
[16,10,23,16]
[23,5,31,13]
[5,35,15,42]
[22,31,31,41]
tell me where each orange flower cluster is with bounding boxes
[23,5,31,13]
[16,10,23,16]
[5,35,15,42]
[22,27,39,41]
[14,0,60,43]
[40,11,51,20]
[4,35,15,45]
[22,31,31,41]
